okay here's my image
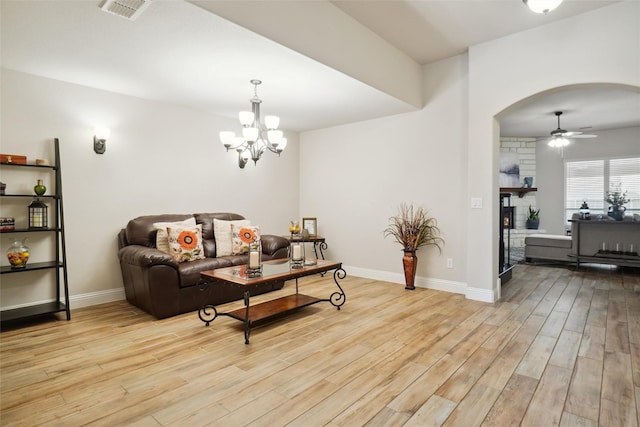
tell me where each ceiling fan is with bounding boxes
[547,111,597,148]
[550,111,597,139]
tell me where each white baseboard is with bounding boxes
[70,288,125,309]
[343,265,495,302]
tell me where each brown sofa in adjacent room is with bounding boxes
[118,212,290,319]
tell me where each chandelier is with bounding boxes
[219,79,287,168]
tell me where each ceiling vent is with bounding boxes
[99,0,152,21]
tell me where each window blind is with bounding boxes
[566,160,604,219]
[565,157,640,221]
[609,157,640,211]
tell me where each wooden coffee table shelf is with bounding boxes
[198,259,346,344]
[224,294,321,323]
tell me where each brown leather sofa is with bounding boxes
[117,212,289,319]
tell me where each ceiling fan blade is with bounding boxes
[571,134,598,138]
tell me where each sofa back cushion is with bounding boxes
[126,214,193,247]
[194,213,245,257]
[124,213,247,258]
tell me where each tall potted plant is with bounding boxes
[384,203,444,290]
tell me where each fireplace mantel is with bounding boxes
[500,187,537,198]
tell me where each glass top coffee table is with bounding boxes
[198,259,346,344]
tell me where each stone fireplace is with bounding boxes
[500,137,542,248]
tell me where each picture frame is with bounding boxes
[302,217,317,237]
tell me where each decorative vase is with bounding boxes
[6,238,30,269]
[402,250,417,290]
[526,219,539,230]
[34,179,46,196]
[607,205,625,221]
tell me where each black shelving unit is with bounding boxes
[0,138,70,326]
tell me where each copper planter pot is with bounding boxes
[403,250,417,290]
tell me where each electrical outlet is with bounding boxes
[447,258,453,269]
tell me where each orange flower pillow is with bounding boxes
[231,225,260,255]
[167,224,205,263]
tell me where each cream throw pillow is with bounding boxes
[167,224,205,263]
[154,217,196,254]
[213,218,250,256]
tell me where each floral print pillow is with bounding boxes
[167,224,205,263]
[231,225,260,255]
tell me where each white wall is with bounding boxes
[467,1,639,299]
[300,54,470,295]
[0,69,300,309]
[300,1,640,302]
[538,126,640,234]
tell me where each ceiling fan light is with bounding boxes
[523,0,563,14]
[548,136,570,147]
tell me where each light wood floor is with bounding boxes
[1,263,639,426]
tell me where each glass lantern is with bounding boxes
[246,242,262,277]
[28,198,48,229]
[290,240,305,269]
[304,241,317,266]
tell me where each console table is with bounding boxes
[284,235,328,260]
[569,219,640,269]
[198,259,346,344]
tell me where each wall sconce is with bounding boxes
[93,127,111,154]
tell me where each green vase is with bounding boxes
[34,179,46,196]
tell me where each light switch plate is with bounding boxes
[471,197,483,209]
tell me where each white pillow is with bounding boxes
[153,217,196,254]
[213,218,250,256]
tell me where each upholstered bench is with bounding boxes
[524,234,573,263]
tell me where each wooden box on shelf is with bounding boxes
[0,154,27,165]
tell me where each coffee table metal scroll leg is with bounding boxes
[198,304,218,326]
[329,267,347,310]
[244,290,251,344]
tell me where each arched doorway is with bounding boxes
[495,83,640,281]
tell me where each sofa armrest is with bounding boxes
[118,245,179,268]
[261,234,290,257]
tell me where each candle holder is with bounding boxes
[304,242,317,266]
[290,240,305,269]
[246,242,262,277]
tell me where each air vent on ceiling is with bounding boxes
[99,0,151,21]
